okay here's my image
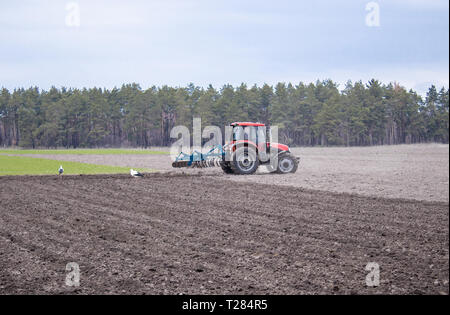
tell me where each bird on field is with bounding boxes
[58,165,64,175]
[130,169,144,177]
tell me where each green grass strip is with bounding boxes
[0,148,168,155]
[0,155,154,176]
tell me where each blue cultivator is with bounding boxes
[172,145,225,168]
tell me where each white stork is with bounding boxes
[130,169,144,177]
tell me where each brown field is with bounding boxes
[0,144,448,295]
[0,174,448,295]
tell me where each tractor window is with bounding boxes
[233,126,257,143]
[233,126,243,141]
[244,127,257,143]
[257,127,266,144]
[267,128,272,143]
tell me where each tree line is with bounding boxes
[0,80,448,148]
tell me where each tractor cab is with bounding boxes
[230,122,268,146]
[229,122,289,153]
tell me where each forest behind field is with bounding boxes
[0,80,448,148]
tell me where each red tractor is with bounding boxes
[220,122,299,175]
[172,122,299,175]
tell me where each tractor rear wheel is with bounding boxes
[230,147,259,175]
[275,152,298,174]
[220,161,234,174]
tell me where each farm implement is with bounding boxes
[172,122,299,175]
[172,144,225,168]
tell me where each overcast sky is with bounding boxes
[1,0,448,95]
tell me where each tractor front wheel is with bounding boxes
[275,152,299,174]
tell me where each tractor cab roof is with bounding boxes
[230,122,266,127]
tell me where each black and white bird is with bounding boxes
[58,165,64,175]
[130,169,144,177]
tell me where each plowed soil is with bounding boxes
[0,174,448,295]
[16,144,449,202]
